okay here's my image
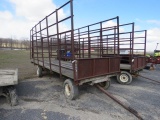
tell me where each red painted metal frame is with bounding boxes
[30,0,121,83]
[119,29,147,72]
[101,22,147,72]
[75,57,120,81]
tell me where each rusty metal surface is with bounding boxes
[138,74,160,84]
[76,57,120,81]
[118,24,147,71]
[100,23,147,72]
[132,57,146,71]
[28,0,147,84]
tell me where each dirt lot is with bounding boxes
[0,50,160,120]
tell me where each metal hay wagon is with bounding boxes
[30,0,121,99]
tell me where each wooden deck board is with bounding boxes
[0,69,18,86]
[120,64,131,70]
[32,59,74,79]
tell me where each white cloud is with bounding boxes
[134,25,141,31]
[102,20,117,28]
[146,28,160,52]
[9,0,57,22]
[0,11,13,20]
[147,20,160,26]
[129,18,160,52]
[135,18,143,23]
[103,20,124,32]
[0,0,67,40]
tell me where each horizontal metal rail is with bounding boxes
[138,74,160,84]
[95,85,143,120]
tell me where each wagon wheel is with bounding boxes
[7,86,18,106]
[117,71,132,84]
[37,66,43,77]
[98,80,110,89]
[63,79,79,100]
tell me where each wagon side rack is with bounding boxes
[101,22,147,84]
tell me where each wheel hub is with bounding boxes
[37,68,39,76]
[120,74,129,82]
[65,84,71,96]
[99,82,107,87]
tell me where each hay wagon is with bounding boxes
[30,0,121,99]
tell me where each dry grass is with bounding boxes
[0,50,37,81]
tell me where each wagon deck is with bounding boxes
[33,59,73,78]
[32,56,120,83]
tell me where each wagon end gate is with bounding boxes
[73,57,120,84]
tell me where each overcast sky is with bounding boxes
[0,0,160,52]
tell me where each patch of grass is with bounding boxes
[0,50,36,80]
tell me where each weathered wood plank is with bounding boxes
[33,60,74,79]
[120,64,131,70]
[0,69,18,87]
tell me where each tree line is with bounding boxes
[0,38,30,50]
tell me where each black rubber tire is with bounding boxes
[7,86,18,106]
[37,66,42,77]
[63,79,79,100]
[117,71,132,85]
[98,80,110,89]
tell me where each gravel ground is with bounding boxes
[0,65,160,120]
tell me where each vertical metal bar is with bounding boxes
[50,38,52,60]
[56,9,62,78]
[132,23,135,57]
[31,29,34,61]
[97,37,98,57]
[102,34,104,55]
[107,36,108,54]
[130,32,132,57]
[131,23,134,70]
[30,30,32,59]
[46,16,51,71]
[100,22,103,57]
[39,21,44,67]
[70,0,75,60]
[35,25,39,65]
[144,30,147,56]
[78,29,81,58]
[60,34,62,59]
[73,61,76,81]
[71,0,76,82]
[88,26,91,58]
[83,39,84,58]
[97,37,99,57]
[65,33,67,52]
[114,26,116,55]
[117,16,120,56]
